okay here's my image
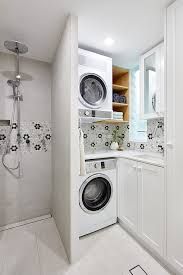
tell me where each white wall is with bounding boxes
[0,52,52,226]
[51,15,79,263]
[0,53,51,122]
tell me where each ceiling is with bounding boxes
[0,0,173,68]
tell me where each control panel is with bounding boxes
[79,109,112,119]
[85,158,116,174]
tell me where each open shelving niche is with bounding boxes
[96,65,130,124]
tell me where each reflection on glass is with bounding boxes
[80,74,106,106]
[144,53,156,114]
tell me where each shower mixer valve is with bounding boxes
[17,133,21,145]
[14,94,23,101]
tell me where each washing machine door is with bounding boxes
[80,174,112,213]
[79,73,107,109]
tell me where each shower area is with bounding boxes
[2,41,29,178]
[0,40,52,227]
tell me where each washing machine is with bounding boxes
[79,158,117,237]
[78,48,112,115]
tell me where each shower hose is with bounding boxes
[2,97,21,178]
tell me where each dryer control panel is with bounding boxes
[79,108,112,119]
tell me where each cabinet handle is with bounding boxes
[152,93,156,112]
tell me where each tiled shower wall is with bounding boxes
[0,52,51,227]
[0,122,51,155]
[82,118,164,154]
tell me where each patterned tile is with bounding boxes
[0,122,51,155]
[82,118,164,154]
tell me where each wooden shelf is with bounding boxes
[95,119,129,124]
[113,84,128,91]
[113,66,129,79]
[113,102,128,107]
[112,65,129,121]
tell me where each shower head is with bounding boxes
[1,71,33,81]
[4,40,28,54]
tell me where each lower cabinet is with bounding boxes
[118,158,165,256]
[118,159,138,232]
[138,162,165,255]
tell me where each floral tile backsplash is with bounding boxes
[0,121,51,155]
[0,119,164,156]
[82,118,164,154]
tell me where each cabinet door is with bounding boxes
[118,159,138,231]
[166,1,183,272]
[138,163,165,256]
[140,43,164,119]
[159,44,164,116]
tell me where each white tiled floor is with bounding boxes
[0,217,172,275]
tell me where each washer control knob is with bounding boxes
[94,163,98,169]
[84,110,90,116]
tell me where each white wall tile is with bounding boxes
[0,53,51,122]
[0,53,52,226]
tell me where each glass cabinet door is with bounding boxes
[144,52,157,115]
[140,43,164,120]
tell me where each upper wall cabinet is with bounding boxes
[140,43,164,120]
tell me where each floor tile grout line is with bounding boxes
[0,231,6,275]
[35,234,44,275]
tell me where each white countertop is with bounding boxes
[85,150,164,167]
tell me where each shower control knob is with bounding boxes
[84,110,90,116]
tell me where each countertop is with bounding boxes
[85,150,164,167]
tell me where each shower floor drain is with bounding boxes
[129,265,148,275]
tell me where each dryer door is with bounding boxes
[79,73,107,109]
[80,174,112,213]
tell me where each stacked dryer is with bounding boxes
[78,48,112,120]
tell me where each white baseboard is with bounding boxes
[0,214,52,232]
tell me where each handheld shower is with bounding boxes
[2,40,28,178]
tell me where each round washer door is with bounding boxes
[79,73,107,109]
[80,174,112,214]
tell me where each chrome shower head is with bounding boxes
[4,40,28,54]
[1,71,33,82]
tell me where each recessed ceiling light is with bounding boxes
[104,37,114,46]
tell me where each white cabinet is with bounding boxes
[118,159,165,256]
[138,163,165,255]
[166,1,183,273]
[118,159,138,231]
[140,43,164,119]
